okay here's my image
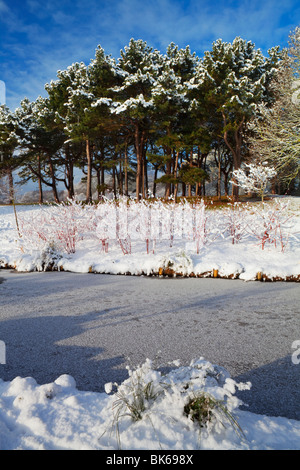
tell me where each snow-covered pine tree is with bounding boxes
[151,43,200,199]
[15,97,46,203]
[89,45,128,197]
[109,39,163,199]
[15,96,67,203]
[191,37,281,200]
[0,105,22,203]
[45,62,96,202]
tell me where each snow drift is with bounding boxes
[0,196,299,282]
[1,357,300,450]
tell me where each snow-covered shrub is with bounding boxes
[94,198,116,252]
[111,359,167,423]
[18,208,53,252]
[104,358,250,449]
[165,358,250,440]
[221,203,250,244]
[39,243,63,271]
[178,200,209,253]
[19,198,92,255]
[192,200,208,253]
[246,199,295,251]
[134,199,154,253]
[17,196,297,263]
[116,197,132,255]
[231,163,277,201]
[46,199,90,254]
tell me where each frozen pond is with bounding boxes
[0,270,299,420]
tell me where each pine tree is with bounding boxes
[0,36,284,203]
[151,43,198,199]
[192,37,281,200]
[110,39,163,199]
[88,45,127,197]
[45,62,95,202]
[0,105,22,203]
[15,96,67,203]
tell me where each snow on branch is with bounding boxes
[231,163,277,201]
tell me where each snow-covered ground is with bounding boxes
[0,357,300,450]
[0,196,299,281]
[0,196,299,450]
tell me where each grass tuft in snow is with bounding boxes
[103,357,249,449]
[112,359,168,423]
[105,359,169,449]
[184,391,245,440]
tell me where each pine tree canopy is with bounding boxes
[3,32,299,202]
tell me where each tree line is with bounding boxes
[0,30,299,204]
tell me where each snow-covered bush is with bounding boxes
[110,359,167,423]
[18,198,93,255]
[133,199,154,253]
[231,163,277,202]
[93,198,209,255]
[246,199,295,251]
[191,200,208,253]
[104,358,250,449]
[116,198,132,255]
[18,208,52,252]
[16,196,296,264]
[94,198,116,253]
[47,199,90,254]
[220,203,250,244]
[183,391,244,436]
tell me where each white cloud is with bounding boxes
[0,0,9,13]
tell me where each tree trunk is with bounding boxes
[119,158,123,195]
[188,149,193,198]
[96,169,101,200]
[101,164,105,196]
[222,112,245,201]
[214,143,222,199]
[65,162,74,199]
[7,168,14,204]
[144,150,148,198]
[48,157,59,203]
[135,125,147,200]
[142,151,145,199]
[112,166,117,198]
[223,171,229,196]
[65,144,74,199]
[164,148,172,200]
[141,132,147,199]
[124,144,128,197]
[218,157,221,199]
[135,123,142,200]
[153,167,158,197]
[37,155,43,204]
[174,150,179,202]
[86,139,92,203]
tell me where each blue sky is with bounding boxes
[1,0,300,110]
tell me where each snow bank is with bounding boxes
[0,357,299,450]
[0,197,299,281]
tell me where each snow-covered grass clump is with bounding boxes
[1,357,300,450]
